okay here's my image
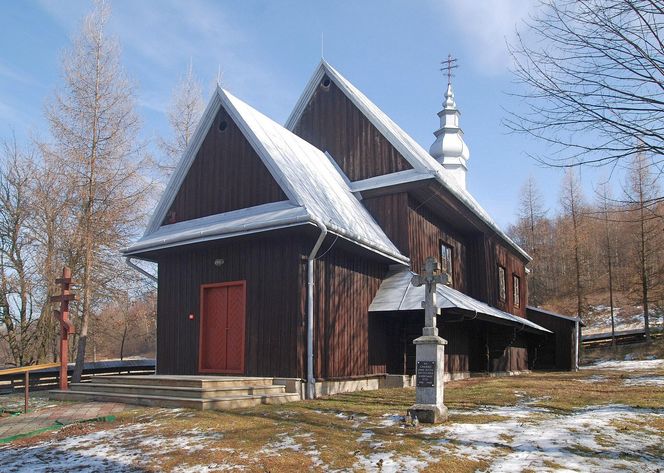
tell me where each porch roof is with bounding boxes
[369,269,551,334]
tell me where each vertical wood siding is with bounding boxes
[164,108,286,225]
[309,243,388,379]
[156,235,301,377]
[291,76,412,181]
[407,196,468,293]
[362,193,410,255]
[526,310,575,370]
[487,235,528,318]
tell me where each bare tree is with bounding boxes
[507,0,664,195]
[509,175,549,305]
[560,169,587,318]
[0,138,39,366]
[624,151,662,339]
[596,182,617,345]
[158,62,204,176]
[45,2,149,382]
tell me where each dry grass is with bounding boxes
[5,365,664,472]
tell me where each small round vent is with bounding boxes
[219,120,228,132]
[321,77,331,88]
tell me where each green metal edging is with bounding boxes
[0,414,116,444]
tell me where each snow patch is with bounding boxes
[584,359,664,371]
[624,376,664,387]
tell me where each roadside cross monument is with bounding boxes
[409,256,449,423]
[50,267,77,390]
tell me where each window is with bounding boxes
[498,266,506,302]
[513,275,521,308]
[440,242,453,285]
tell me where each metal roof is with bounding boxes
[526,305,586,326]
[285,60,530,261]
[369,268,551,334]
[127,87,409,265]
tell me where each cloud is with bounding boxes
[0,61,37,86]
[432,0,536,75]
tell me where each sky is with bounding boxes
[0,0,583,228]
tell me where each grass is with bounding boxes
[3,364,664,472]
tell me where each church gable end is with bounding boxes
[163,107,287,226]
[291,74,412,181]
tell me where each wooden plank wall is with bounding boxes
[309,244,388,379]
[526,310,575,370]
[488,235,528,317]
[164,108,286,225]
[362,193,410,256]
[407,197,468,293]
[291,76,412,181]
[156,235,302,377]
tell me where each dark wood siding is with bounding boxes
[527,308,576,371]
[155,234,301,377]
[407,196,468,292]
[488,236,528,317]
[362,193,410,255]
[164,108,286,225]
[308,243,388,379]
[291,75,412,181]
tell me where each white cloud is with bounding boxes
[432,0,536,75]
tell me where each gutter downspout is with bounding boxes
[307,219,328,400]
[126,257,158,283]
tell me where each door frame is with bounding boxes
[198,281,246,375]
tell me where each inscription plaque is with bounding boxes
[416,361,436,387]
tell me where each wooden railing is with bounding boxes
[0,359,156,396]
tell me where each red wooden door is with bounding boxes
[199,281,246,374]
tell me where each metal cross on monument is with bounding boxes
[411,257,447,336]
[409,256,449,423]
[50,267,78,390]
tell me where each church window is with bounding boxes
[498,265,506,302]
[513,274,520,308]
[440,242,453,285]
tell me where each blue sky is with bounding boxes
[0,0,580,228]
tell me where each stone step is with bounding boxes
[49,389,301,410]
[69,382,286,399]
[91,375,276,389]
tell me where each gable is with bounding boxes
[163,107,287,226]
[290,74,412,181]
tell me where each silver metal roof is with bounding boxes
[369,269,551,333]
[127,87,408,264]
[286,60,530,261]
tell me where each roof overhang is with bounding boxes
[370,269,551,334]
[526,305,586,327]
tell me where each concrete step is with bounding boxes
[49,389,301,410]
[91,375,276,389]
[69,382,286,399]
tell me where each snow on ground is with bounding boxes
[0,422,225,472]
[422,403,664,472]
[2,362,664,472]
[583,359,664,370]
[583,305,663,335]
[623,376,664,387]
[577,375,609,383]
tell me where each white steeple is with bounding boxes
[429,82,470,190]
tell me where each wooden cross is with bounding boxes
[411,257,448,333]
[50,267,78,390]
[440,54,458,85]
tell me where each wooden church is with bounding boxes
[124,61,580,398]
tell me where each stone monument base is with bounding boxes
[409,404,449,423]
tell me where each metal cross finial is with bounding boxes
[440,54,458,85]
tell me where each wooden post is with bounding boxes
[51,267,78,391]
